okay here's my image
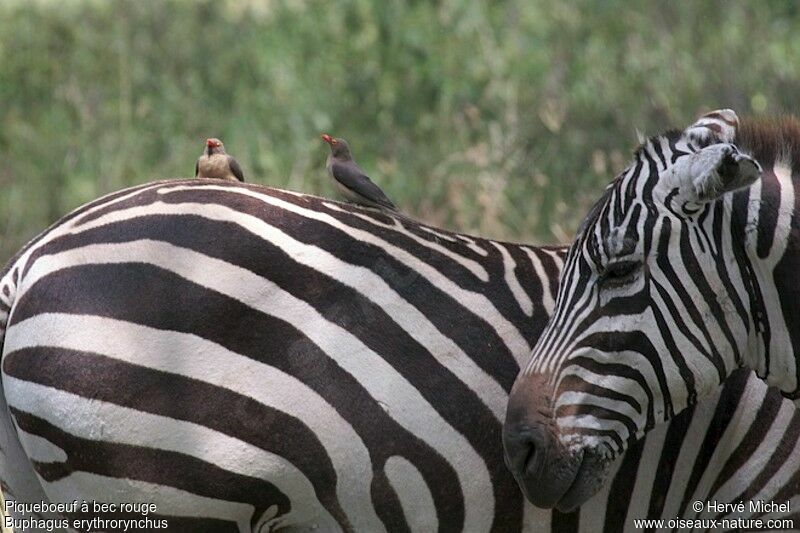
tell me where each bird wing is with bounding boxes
[195,158,200,177]
[227,156,245,182]
[332,160,396,209]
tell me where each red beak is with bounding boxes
[206,139,216,148]
[321,134,333,144]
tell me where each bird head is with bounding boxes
[205,138,225,155]
[321,134,351,159]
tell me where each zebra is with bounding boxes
[504,109,800,515]
[0,178,797,532]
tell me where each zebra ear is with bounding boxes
[685,108,739,145]
[667,143,761,203]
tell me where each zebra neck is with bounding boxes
[736,159,800,398]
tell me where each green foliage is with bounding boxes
[2,0,800,262]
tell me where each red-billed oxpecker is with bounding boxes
[321,134,396,210]
[195,138,245,182]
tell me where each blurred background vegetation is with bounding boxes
[2,0,799,262]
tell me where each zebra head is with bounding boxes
[503,109,765,510]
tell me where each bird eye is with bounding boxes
[600,260,640,287]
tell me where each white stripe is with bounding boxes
[624,421,667,523]
[558,391,642,425]
[417,226,457,243]
[455,234,490,257]
[492,242,533,316]
[322,201,490,281]
[384,456,437,533]
[687,375,761,516]
[712,399,795,511]
[768,162,795,263]
[522,504,551,532]
[578,449,623,532]
[755,162,797,392]
[523,248,556,315]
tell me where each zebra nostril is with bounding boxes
[504,374,554,484]
[504,420,579,509]
[503,424,546,482]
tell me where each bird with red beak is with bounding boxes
[195,138,245,182]
[321,134,396,210]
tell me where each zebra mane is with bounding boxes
[575,129,683,237]
[632,129,683,157]
[737,116,800,172]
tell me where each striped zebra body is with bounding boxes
[504,110,800,514]
[0,179,796,531]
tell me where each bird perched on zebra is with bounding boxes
[195,137,245,182]
[321,134,397,210]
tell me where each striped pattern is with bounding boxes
[506,111,800,513]
[0,179,797,531]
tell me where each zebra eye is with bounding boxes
[600,260,640,287]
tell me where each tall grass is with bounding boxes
[2,0,799,261]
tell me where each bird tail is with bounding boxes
[383,207,422,226]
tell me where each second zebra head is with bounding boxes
[502,108,793,510]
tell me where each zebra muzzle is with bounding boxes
[503,373,581,509]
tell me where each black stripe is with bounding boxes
[551,508,579,532]
[603,437,643,531]
[647,403,694,518]
[650,140,667,171]
[674,212,743,370]
[709,204,750,329]
[681,369,749,519]
[558,374,641,413]
[709,377,783,519]
[772,169,800,394]
[755,168,781,259]
[10,406,280,531]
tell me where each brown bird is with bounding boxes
[195,138,244,182]
[321,134,396,210]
